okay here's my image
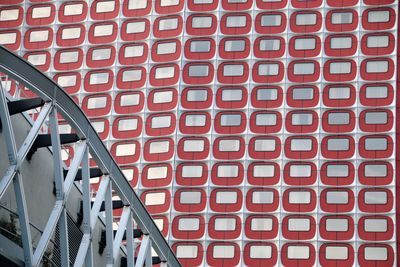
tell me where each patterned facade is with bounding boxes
[0,0,398,266]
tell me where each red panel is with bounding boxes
[287,60,320,83]
[220,13,252,35]
[320,215,355,241]
[26,4,55,26]
[358,215,394,241]
[53,72,81,94]
[175,162,208,186]
[359,135,393,159]
[290,11,323,33]
[321,135,355,159]
[358,244,394,267]
[112,116,142,139]
[147,88,178,111]
[90,0,120,20]
[116,67,146,90]
[286,85,319,108]
[56,24,86,47]
[362,8,396,31]
[254,36,285,59]
[222,0,253,10]
[214,111,246,134]
[360,58,395,81]
[90,118,110,140]
[246,188,279,212]
[0,29,21,51]
[360,83,394,107]
[53,48,83,71]
[248,136,281,160]
[155,0,184,14]
[23,51,51,72]
[140,189,170,214]
[243,242,278,266]
[359,109,393,133]
[284,136,318,160]
[289,35,321,58]
[181,86,213,109]
[114,91,145,114]
[325,34,358,57]
[252,61,284,83]
[211,162,244,186]
[292,0,322,8]
[285,110,319,133]
[184,38,216,60]
[255,0,287,10]
[361,32,395,56]
[247,162,280,186]
[150,63,180,87]
[143,138,174,162]
[172,242,203,267]
[172,215,205,240]
[141,163,172,188]
[213,136,245,160]
[320,188,355,213]
[282,188,317,212]
[152,39,181,62]
[255,12,287,34]
[216,86,248,109]
[182,62,214,85]
[319,243,354,267]
[153,15,183,39]
[186,14,218,36]
[88,21,118,44]
[251,85,284,109]
[358,161,393,186]
[209,188,243,212]
[0,6,23,28]
[174,188,206,213]
[217,61,249,84]
[219,37,250,59]
[207,242,240,267]
[249,111,282,134]
[84,69,114,92]
[118,43,148,65]
[244,215,278,240]
[208,215,241,239]
[325,9,358,32]
[323,59,357,82]
[322,84,356,107]
[282,215,316,240]
[281,243,316,266]
[58,1,88,23]
[110,140,140,165]
[187,0,218,11]
[177,137,210,160]
[179,111,211,134]
[327,0,358,7]
[120,19,150,41]
[358,188,393,213]
[86,45,116,68]
[122,0,151,16]
[320,161,355,186]
[283,161,317,186]
[322,109,356,133]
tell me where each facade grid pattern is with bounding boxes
[0,0,398,266]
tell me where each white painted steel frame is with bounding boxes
[0,45,180,267]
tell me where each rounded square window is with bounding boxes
[207,242,240,267]
[325,34,358,57]
[141,163,172,188]
[325,9,358,32]
[281,243,316,266]
[283,188,317,212]
[251,86,283,109]
[245,215,278,240]
[285,110,318,133]
[360,83,394,107]
[358,161,393,186]
[289,35,321,58]
[322,109,356,133]
[247,162,280,186]
[283,162,317,186]
[358,188,393,213]
[250,111,282,134]
[186,14,217,36]
[172,215,205,240]
[288,60,320,83]
[213,136,245,160]
[172,242,203,267]
[320,215,354,240]
[208,215,241,239]
[120,19,150,41]
[181,87,213,109]
[176,162,208,186]
[320,188,354,213]
[110,140,140,165]
[284,136,317,159]
[248,136,281,160]
[174,189,207,212]
[211,162,244,186]
[112,115,142,139]
[143,138,174,162]
[178,137,210,160]
[362,8,396,31]
[359,135,393,159]
[114,91,144,114]
[358,244,394,267]
[184,37,216,60]
[360,58,394,81]
[244,242,278,267]
[246,188,279,212]
[320,161,355,186]
[255,12,287,34]
[323,84,356,107]
[209,188,243,212]
[290,11,322,33]
[119,43,148,65]
[282,215,316,240]
[140,189,170,214]
[221,13,252,35]
[361,33,395,56]
[254,36,285,59]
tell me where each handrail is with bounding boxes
[0,45,180,267]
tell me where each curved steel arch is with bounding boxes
[0,45,181,267]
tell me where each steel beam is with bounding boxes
[0,81,33,266]
[105,180,114,267]
[113,206,130,261]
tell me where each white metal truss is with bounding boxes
[0,45,181,267]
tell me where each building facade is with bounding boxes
[0,0,398,266]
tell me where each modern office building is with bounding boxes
[0,0,399,266]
